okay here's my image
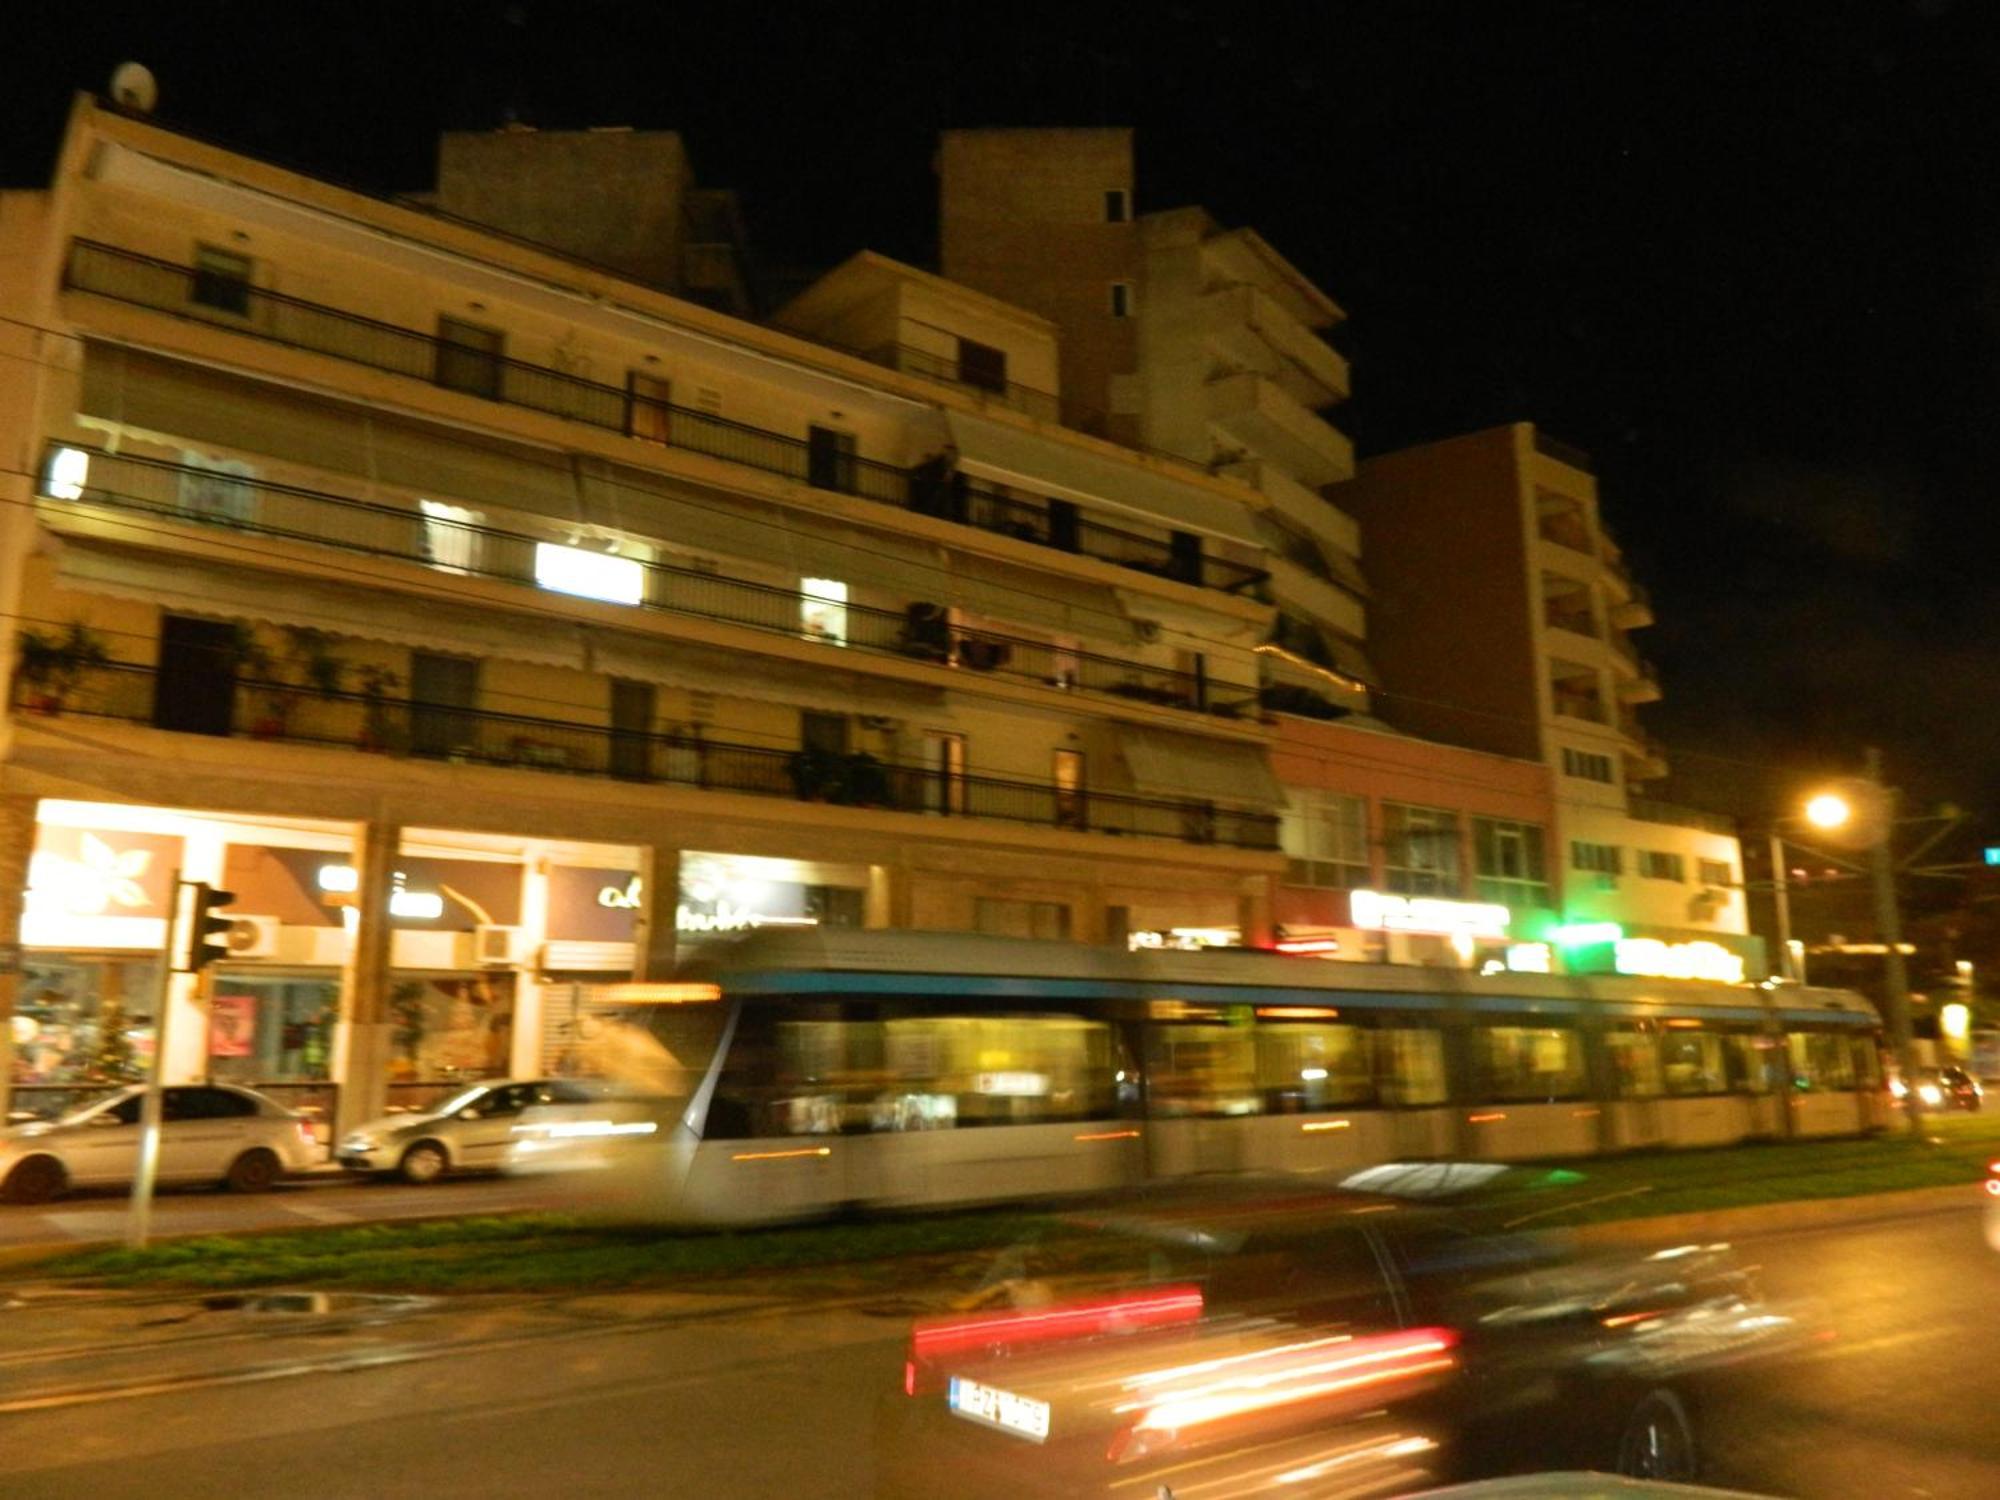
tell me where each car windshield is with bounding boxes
[426,1086,489,1119]
[54,1088,134,1125]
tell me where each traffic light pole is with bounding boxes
[126,870,183,1250]
[1866,748,1924,1139]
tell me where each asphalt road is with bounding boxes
[0,1202,1989,1498]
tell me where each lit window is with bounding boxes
[800,577,848,645]
[45,446,90,500]
[534,542,645,606]
[419,500,482,575]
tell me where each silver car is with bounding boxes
[0,1084,318,1202]
[337,1078,607,1184]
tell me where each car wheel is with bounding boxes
[399,1140,449,1185]
[1615,1387,1699,1481]
[224,1148,282,1194]
[2,1155,67,1205]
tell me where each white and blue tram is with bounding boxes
[606,931,1885,1225]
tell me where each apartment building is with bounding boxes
[0,101,1291,1131]
[1334,424,1757,976]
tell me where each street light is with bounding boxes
[1804,793,1852,831]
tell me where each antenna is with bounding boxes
[108,62,158,114]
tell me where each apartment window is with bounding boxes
[1638,850,1687,882]
[1571,841,1623,877]
[975,898,1072,942]
[1168,530,1204,586]
[190,246,252,316]
[956,338,1008,395]
[42,446,90,501]
[418,499,482,575]
[436,317,504,399]
[923,731,967,815]
[1110,282,1134,318]
[1047,498,1081,552]
[801,711,850,756]
[1382,803,1461,896]
[1473,818,1551,908]
[409,652,480,760]
[176,454,256,526]
[1550,661,1604,723]
[1104,189,1130,223]
[1054,748,1087,830]
[806,425,857,493]
[627,372,672,445]
[1281,790,1370,890]
[1698,858,1735,888]
[609,679,655,782]
[800,577,849,645]
[153,615,241,738]
[535,543,645,606]
[1561,747,1616,784]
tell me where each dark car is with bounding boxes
[1892,1066,1983,1113]
[877,1170,1817,1498]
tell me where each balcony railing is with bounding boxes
[39,448,1258,719]
[63,240,1269,601]
[1627,797,1736,837]
[858,342,1062,424]
[13,659,1280,851]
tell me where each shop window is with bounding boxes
[191,245,252,316]
[1383,802,1461,896]
[1281,789,1369,890]
[1473,817,1550,907]
[800,577,849,644]
[1256,1023,1374,1111]
[806,424,857,493]
[436,316,505,400]
[1473,1024,1587,1102]
[208,976,338,1083]
[805,885,866,929]
[386,973,515,1082]
[11,954,160,1087]
[956,338,1008,395]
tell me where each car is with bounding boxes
[1889,1065,1983,1112]
[0,1083,318,1203]
[336,1078,610,1184]
[879,1171,1819,1498]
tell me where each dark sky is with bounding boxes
[8,0,2000,831]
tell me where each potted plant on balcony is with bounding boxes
[15,621,110,716]
[253,626,349,739]
[837,751,891,808]
[786,744,839,802]
[354,663,404,753]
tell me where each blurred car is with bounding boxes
[878,1171,1819,1498]
[337,1078,609,1183]
[0,1083,317,1202]
[1403,1475,1777,1497]
[1888,1066,1982,1112]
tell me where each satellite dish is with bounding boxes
[108,62,158,114]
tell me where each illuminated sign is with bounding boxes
[598,876,643,910]
[1610,938,1746,985]
[1129,927,1238,952]
[1505,943,1554,974]
[22,827,180,950]
[1348,890,1509,940]
[1552,921,1623,947]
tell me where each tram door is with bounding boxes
[1605,1026,1667,1149]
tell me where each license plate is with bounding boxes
[948,1375,1051,1443]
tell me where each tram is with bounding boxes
[567,930,1886,1226]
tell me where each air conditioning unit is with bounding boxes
[474,924,524,966]
[222,915,281,960]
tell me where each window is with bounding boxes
[43,446,90,500]
[1571,841,1622,876]
[923,731,967,815]
[801,711,850,755]
[806,425,857,493]
[418,499,482,575]
[1549,661,1604,722]
[1473,818,1550,907]
[1561,747,1616,783]
[1104,188,1130,223]
[191,246,252,316]
[627,371,672,445]
[409,652,479,759]
[208,975,338,1082]
[1787,1031,1857,1092]
[436,316,504,399]
[1662,1030,1730,1096]
[1047,497,1081,552]
[1168,530,1204,585]
[1053,748,1087,830]
[1638,850,1687,882]
[1109,281,1134,318]
[1698,858,1734,888]
[1146,1025,1257,1117]
[610,679,655,782]
[1382,802,1461,896]
[534,543,645,606]
[956,338,1008,395]
[1256,1023,1374,1111]
[1474,1024,1588,1102]
[1379,1027,1448,1106]
[800,577,849,644]
[1606,1029,1663,1097]
[1281,789,1370,890]
[974,898,1072,942]
[177,454,256,526]
[153,615,240,737]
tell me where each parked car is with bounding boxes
[337,1078,610,1183]
[879,1172,1820,1497]
[0,1083,317,1202]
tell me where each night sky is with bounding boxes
[8,0,2000,832]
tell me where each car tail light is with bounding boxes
[296,1119,318,1149]
[904,1284,1204,1396]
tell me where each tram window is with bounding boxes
[1256,1024,1373,1111]
[1145,1025,1260,1118]
[1606,1029,1663,1098]
[1379,1027,1449,1106]
[1787,1032,1857,1091]
[1851,1036,1882,1088]
[1728,1034,1779,1094]
[1473,1025,1587,1102]
[1662,1031,1730,1095]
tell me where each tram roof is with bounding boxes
[678,930,1879,1027]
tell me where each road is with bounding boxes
[0,1202,1990,1497]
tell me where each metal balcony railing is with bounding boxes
[39,448,1259,720]
[63,240,1270,601]
[857,342,1063,424]
[1627,797,1736,837]
[13,659,1281,851]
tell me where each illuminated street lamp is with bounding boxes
[1804,793,1852,831]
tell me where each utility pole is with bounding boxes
[1866,748,1923,1138]
[1769,829,1797,983]
[127,870,183,1249]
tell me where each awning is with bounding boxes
[1115,726,1286,810]
[941,554,1138,643]
[582,631,945,719]
[943,410,1263,547]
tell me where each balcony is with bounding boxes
[1199,284,1350,407]
[850,342,1061,424]
[1628,797,1736,837]
[1205,371,1355,488]
[61,240,1268,601]
[12,658,1281,852]
[1610,583,1654,630]
[37,447,1260,721]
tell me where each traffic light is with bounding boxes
[185,883,238,972]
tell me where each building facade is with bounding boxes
[0,101,1298,1131]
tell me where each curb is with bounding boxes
[1565,1182,1976,1248]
